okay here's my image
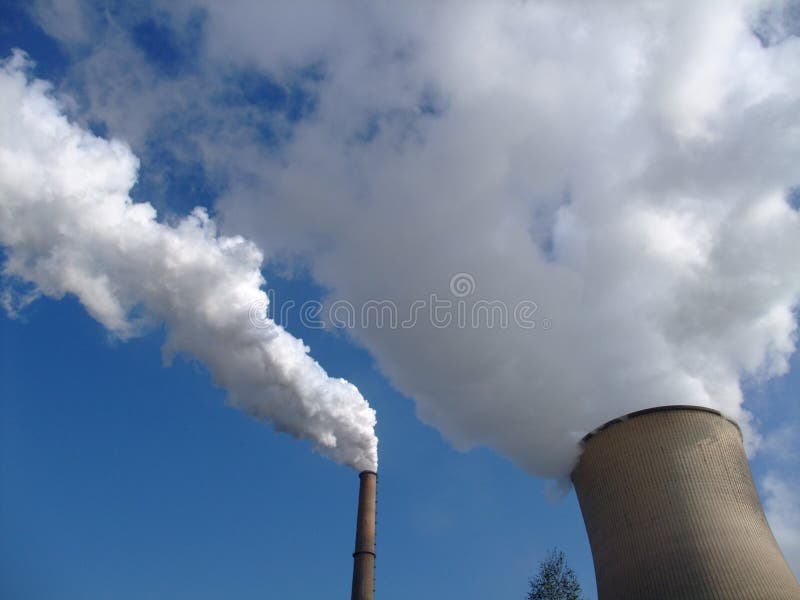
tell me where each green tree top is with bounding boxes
[527,548,583,600]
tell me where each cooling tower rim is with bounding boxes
[579,404,741,446]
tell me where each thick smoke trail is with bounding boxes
[201,0,800,477]
[8,0,800,482]
[0,51,377,472]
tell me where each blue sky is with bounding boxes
[1,277,596,598]
[2,2,800,599]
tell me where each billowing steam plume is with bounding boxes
[201,0,800,478]
[4,0,800,483]
[0,52,377,472]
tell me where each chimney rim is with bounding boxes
[579,404,741,447]
[570,405,743,484]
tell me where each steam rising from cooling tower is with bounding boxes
[202,0,800,478]
[572,407,800,599]
[0,52,377,472]
[4,1,800,483]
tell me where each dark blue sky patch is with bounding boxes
[347,94,445,148]
[751,0,800,47]
[287,85,318,123]
[219,66,320,145]
[0,1,69,83]
[528,187,572,263]
[418,98,440,117]
[130,131,223,218]
[538,229,556,261]
[353,114,381,144]
[255,122,279,147]
[788,186,800,211]
[133,154,220,216]
[129,10,205,78]
[219,70,285,147]
[0,273,42,321]
[232,69,287,108]
[131,19,183,75]
[752,26,772,48]
[260,264,328,334]
[297,60,326,83]
[227,66,322,116]
[88,119,108,138]
[530,206,557,262]
[418,85,447,118]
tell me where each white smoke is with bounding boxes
[204,0,800,476]
[11,0,800,478]
[0,50,378,472]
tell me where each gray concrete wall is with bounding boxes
[572,406,800,599]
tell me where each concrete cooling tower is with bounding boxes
[572,405,800,600]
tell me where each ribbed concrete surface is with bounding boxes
[572,406,800,600]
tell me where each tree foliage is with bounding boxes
[527,549,583,600]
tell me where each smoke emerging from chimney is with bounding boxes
[4,1,800,481]
[0,52,377,472]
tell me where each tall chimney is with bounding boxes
[572,405,800,599]
[351,470,377,600]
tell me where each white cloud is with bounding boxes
[24,1,800,477]
[0,51,377,471]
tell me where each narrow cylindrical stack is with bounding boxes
[351,470,377,600]
[572,405,800,600]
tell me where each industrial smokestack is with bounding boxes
[572,406,800,600]
[351,470,377,600]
